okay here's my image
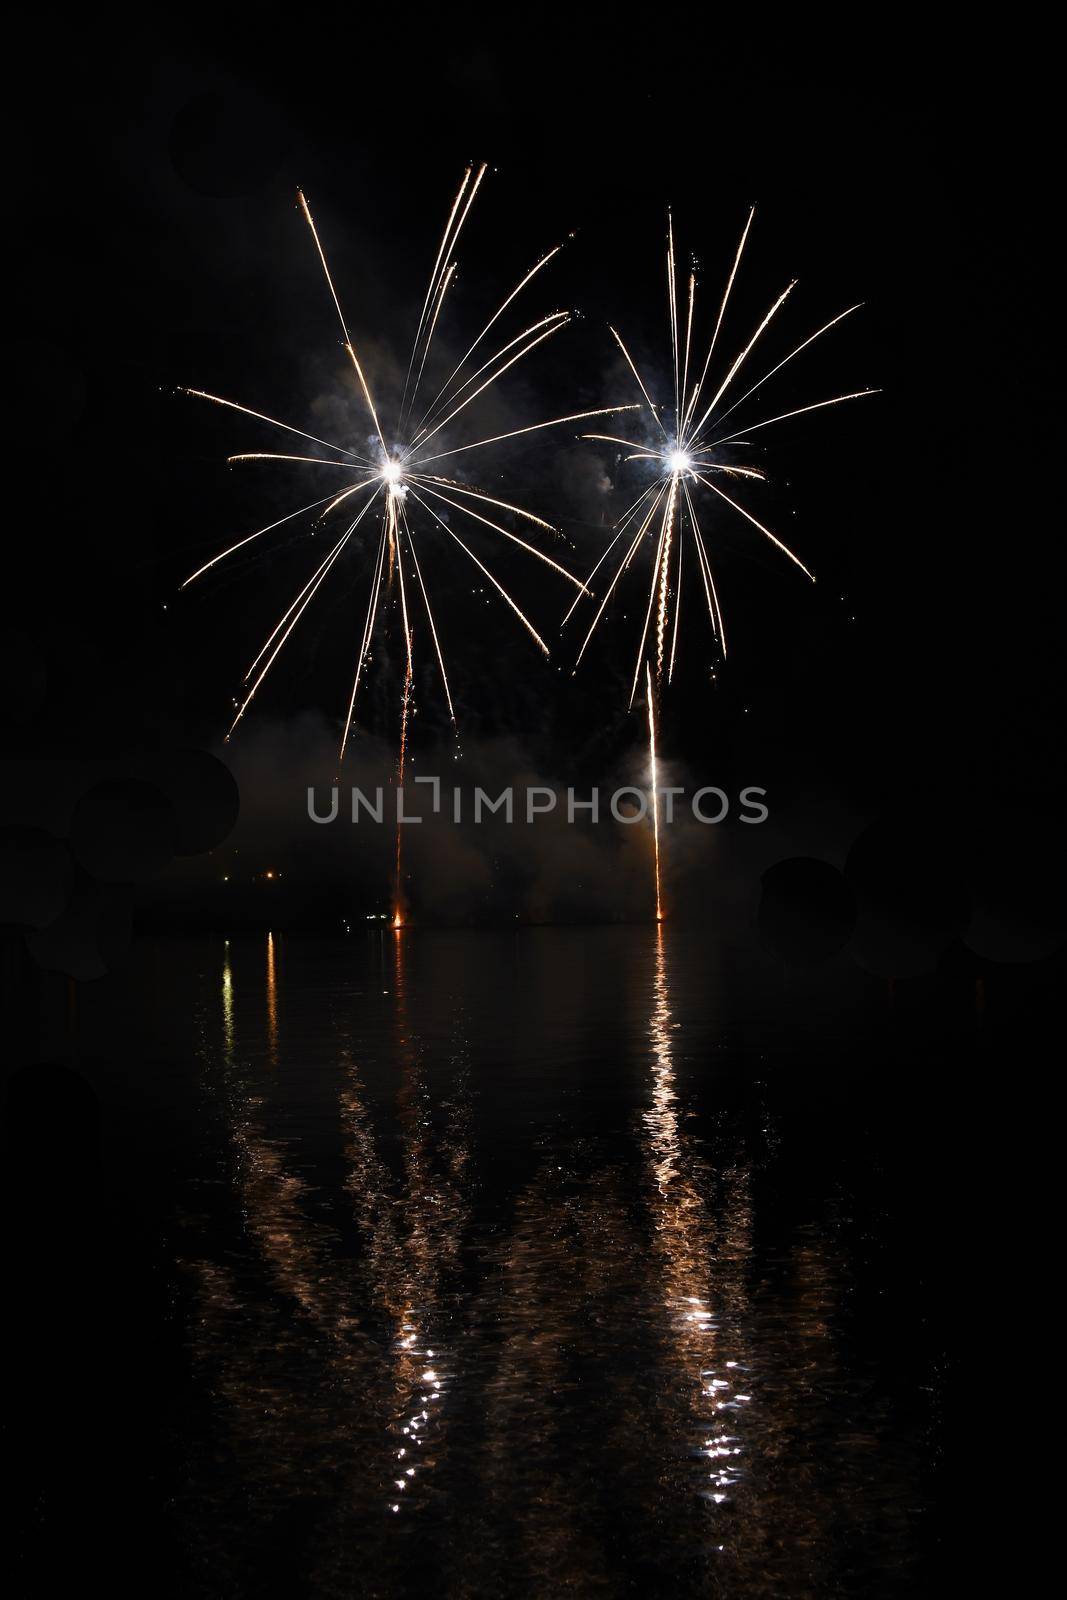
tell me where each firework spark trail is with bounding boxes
[412,310,571,443]
[392,499,416,927]
[417,483,586,589]
[412,244,565,435]
[180,491,344,588]
[668,534,683,685]
[628,500,672,708]
[179,388,371,462]
[183,166,638,890]
[680,207,753,435]
[409,490,550,655]
[574,486,667,669]
[338,517,389,767]
[228,499,371,738]
[414,406,639,468]
[400,163,487,431]
[561,481,660,629]
[655,476,679,681]
[646,663,663,924]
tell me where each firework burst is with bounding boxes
[181,163,636,762]
[567,210,876,922]
[566,208,877,706]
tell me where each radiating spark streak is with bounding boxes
[416,316,571,447]
[338,515,389,764]
[630,506,671,708]
[318,478,383,519]
[410,167,472,359]
[393,505,416,796]
[394,630,413,910]
[416,476,556,532]
[245,492,381,681]
[668,533,683,684]
[690,279,798,439]
[581,433,652,449]
[667,212,681,428]
[297,188,390,457]
[697,462,767,480]
[343,340,389,458]
[610,328,670,440]
[656,477,680,679]
[413,245,563,431]
[682,207,754,433]
[297,188,356,345]
[416,483,586,591]
[405,522,455,726]
[562,483,660,627]
[695,472,814,580]
[392,502,416,936]
[681,270,696,427]
[682,479,726,653]
[401,163,487,427]
[181,492,341,588]
[395,507,414,673]
[646,662,663,923]
[180,388,367,462]
[407,261,457,426]
[702,389,880,450]
[229,518,358,738]
[413,311,569,440]
[409,490,549,654]
[574,486,667,665]
[243,531,346,684]
[706,304,862,434]
[417,405,639,465]
[227,452,372,469]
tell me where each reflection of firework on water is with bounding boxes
[567,208,877,706]
[182,163,637,761]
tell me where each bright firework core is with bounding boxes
[380,458,404,490]
[666,448,692,477]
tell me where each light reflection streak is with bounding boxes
[265,931,278,1064]
[221,939,234,1063]
[337,930,469,1519]
[643,924,755,1523]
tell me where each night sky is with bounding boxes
[5,21,1062,930]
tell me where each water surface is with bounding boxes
[132,928,944,1595]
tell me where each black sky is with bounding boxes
[6,20,1061,905]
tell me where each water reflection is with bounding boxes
[339,930,469,1528]
[173,928,929,1596]
[265,930,278,1063]
[220,939,234,1061]
[643,924,754,1522]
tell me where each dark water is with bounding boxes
[16,928,955,1596]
